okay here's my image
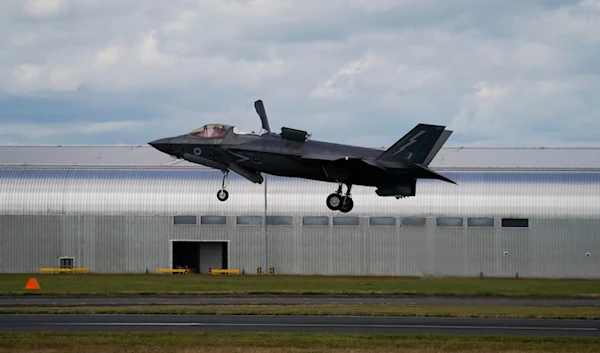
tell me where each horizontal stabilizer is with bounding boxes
[377,124,448,164]
[412,164,456,184]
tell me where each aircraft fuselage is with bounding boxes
[148,99,455,212]
[152,132,419,187]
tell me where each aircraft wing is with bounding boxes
[363,159,456,184]
[183,152,264,184]
[300,153,390,171]
[228,161,264,184]
[300,153,343,161]
[301,153,456,184]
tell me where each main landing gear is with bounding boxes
[217,170,229,201]
[326,183,353,213]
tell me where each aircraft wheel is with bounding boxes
[326,193,342,210]
[339,197,354,213]
[217,190,229,201]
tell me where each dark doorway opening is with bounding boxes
[172,241,228,274]
[172,241,200,272]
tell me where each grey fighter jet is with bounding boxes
[149,100,455,213]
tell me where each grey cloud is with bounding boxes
[0,0,598,147]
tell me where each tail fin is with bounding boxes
[376,123,451,165]
[421,129,452,166]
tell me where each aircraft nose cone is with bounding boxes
[148,138,172,154]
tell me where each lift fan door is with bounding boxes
[280,127,311,142]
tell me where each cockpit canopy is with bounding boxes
[187,124,260,138]
[188,124,233,138]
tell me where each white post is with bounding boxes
[264,174,268,275]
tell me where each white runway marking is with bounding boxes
[52,323,201,326]
[52,322,597,331]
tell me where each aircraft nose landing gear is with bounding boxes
[326,183,353,212]
[217,170,229,201]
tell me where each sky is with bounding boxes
[0,0,598,148]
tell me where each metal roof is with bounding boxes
[0,145,599,170]
[433,147,600,170]
[1,167,599,218]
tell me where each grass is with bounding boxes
[1,304,600,320]
[0,332,599,353]
[1,274,599,298]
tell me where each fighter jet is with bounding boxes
[148,100,455,213]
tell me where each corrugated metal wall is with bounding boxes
[1,215,598,278]
[1,168,600,217]
[1,167,599,277]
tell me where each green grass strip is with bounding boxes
[2,274,599,298]
[0,332,599,353]
[1,304,600,320]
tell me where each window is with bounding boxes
[369,217,396,226]
[501,218,529,228]
[436,217,463,227]
[188,124,232,138]
[333,216,359,226]
[267,216,293,225]
[201,216,226,225]
[468,218,494,227]
[401,217,426,226]
[303,216,329,226]
[237,216,262,225]
[59,257,74,269]
[174,215,196,225]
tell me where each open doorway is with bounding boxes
[171,241,228,274]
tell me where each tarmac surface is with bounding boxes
[0,314,597,336]
[2,295,599,307]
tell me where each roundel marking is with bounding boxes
[193,147,202,156]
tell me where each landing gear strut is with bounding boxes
[326,182,353,213]
[217,170,229,201]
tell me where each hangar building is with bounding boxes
[0,145,598,278]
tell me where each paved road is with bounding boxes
[0,314,597,336]
[2,295,599,307]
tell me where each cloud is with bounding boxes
[450,74,600,146]
[22,0,69,18]
[310,53,376,99]
[473,82,509,99]
[0,121,142,139]
[0,0,598,147]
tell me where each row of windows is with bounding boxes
[173,216,529,228]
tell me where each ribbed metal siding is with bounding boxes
[1,167,599,278]
[1,215,597,278]
[0,215,169,274]
[1,168,600,218]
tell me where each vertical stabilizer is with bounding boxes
[422,129,452,166]
[376,124,449,165]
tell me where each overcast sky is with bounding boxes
[0,0,598,147]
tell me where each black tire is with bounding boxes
[339,197,354,213]
[326,193,342,210]
[217,190,229,201]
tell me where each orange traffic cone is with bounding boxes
[24,277,41,291]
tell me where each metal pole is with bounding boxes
[264,174,268,275]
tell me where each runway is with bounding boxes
[2,295,599,307]
[0,314,597,336]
